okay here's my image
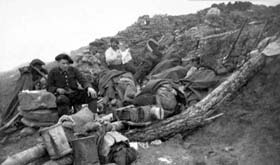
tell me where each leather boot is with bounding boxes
[88,99,97,113]
[57,105,71,117]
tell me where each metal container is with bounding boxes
[72,135,100,165]
[40,124,72,160]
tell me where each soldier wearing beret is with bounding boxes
[29,59,48,89]
[47,53,97,116]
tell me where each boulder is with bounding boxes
[206,7,221,16]
[262,36,280,56]
[18,90,57,111]
[20,127,37,137]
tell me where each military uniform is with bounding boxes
[47,66,97,116]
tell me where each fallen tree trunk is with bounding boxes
[1,143,46,165]
[125,52,266,141]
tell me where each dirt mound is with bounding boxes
[133,55,280,165]
[182,55,280,164]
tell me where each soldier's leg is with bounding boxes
[56,95,71,117]
[70,90,98,113]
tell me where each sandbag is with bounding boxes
[21,118,55,128]
[60,107,95,133]
[1,144,47,165]
[19,109,58,123]
[18,90,56,111]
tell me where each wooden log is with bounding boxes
[124,52,266,142]
[1,143,47,165]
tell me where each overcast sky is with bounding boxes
[0,0,278,71]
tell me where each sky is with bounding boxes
[0,0,279,71]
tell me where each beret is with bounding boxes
[30,59,45,66]
[55,53,73,64]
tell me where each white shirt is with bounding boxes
[120,48,132,64]
[105,47,122,65]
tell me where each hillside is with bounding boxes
[0,1,280,164]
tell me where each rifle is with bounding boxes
[223,19,248,63]
[30,65,48,80]
[252,20,268,49]
[240,20,268,65]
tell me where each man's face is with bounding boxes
[111,41,119,50]
[119,42,128,51]
[58,59,70,71]
[33,64,42,70]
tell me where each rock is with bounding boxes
[262,37,280,56]
[129,142,138,150]
[206,150,217,158]
[138,142,149,149]
[20,127,37,137]
[18,90,57,111]
[223,146,234,152]
[74,52,105,83]
[206,7,221,16]
[158,32,175,47]
[150,139,162,146]
[158,156,173,164]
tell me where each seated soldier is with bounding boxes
[119,41,136,74]
[29,59,48,89]
[105,38,123,70]
[0,59,48,125]
[47,53,97,117]
[18,59,48,90]
[98,69,137,113]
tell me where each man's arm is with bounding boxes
[74,67,92,89]
[46,69,57,93]
[41,68,48,75]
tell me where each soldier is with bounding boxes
[47,53,97,116]
[105,38,123,70]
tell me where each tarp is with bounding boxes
[147,58,182,78]
[150,66,189,81]
[1,68,33,124]
[182,67,224,105]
